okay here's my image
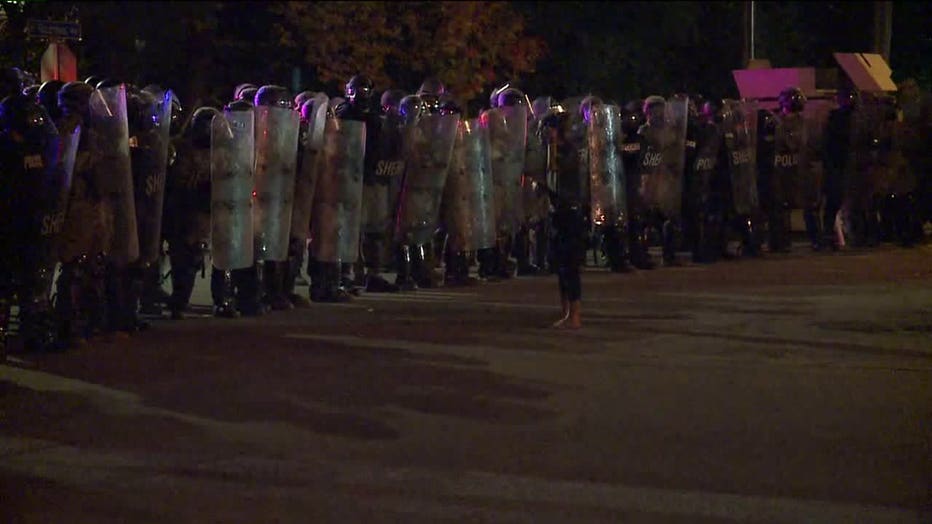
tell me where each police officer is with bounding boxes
[0,91,62,350]
[335,74,399,293]
[637,95,685,267]
[621,99,654,269]
[688,99,728,263]
[53,81,111,345]
[164,107,218,319]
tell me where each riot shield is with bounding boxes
[290,93,329,245]
[721,100,760,216]
[253,105,300,261]
[773,110,823,210]
[210,110,255,270]
[130,89,173,265]
[89,85,139,266]
[588,104,627,228]
[15,114,69,271]
[522,117,549,224]
[444,118,496,252]
[395,112,459,245]
[688,120,723,212]
[362,113,406,235]
[485,105,528,235]
[310,117,366,263]
[637,95,687,219]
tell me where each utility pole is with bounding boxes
[742,1,752,68]
[873,1,893,63]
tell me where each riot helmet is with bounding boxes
[299,98,318,123]
[345,74,374,105]
[531,96,555,119]
[254,85,292,109]
[642,95,666,125]
[700,98,722,124]
[778,86,806,114]
[1,68,24,100]
[237,86,258,106]
[438,92,461,116]
[380,88,406,116]
[37,80,65,120]
[399,94,424,125]
[294,90,315,111]
[84,75,103,87]
[57,81,95,119]
[488,83,510,109]
[233,83,257,100]
[188,106,221,149]
[622,99,644,134]
[417,77,445,114]
[417,77,446,98]
[0,94,52,147]
[497,87,528,109]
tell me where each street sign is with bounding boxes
[26,19,82,41]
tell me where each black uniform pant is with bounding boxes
[167,239,204,314]
[551,207,586,302]
[56,254,107,341]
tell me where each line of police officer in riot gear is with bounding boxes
[2,63,928,354]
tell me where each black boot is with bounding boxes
[477,247,499,281]
[139,264,165,316]
[264,261,293,311]
[233,264,264,316]
[604,224,632,273]
[662,219,681,267]
[211,267,240,318]
[285,238,311,307]
[363,233,398,293]
[330,262,354,302]
[804,207,823,251]
[629,215,655,270]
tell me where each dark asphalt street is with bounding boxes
[2,243,931,523]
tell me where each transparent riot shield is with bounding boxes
[130,89,173,265]
[688,120,724,212]
[363,113,406,235]
[722,100,760,216]
[210,110,255,270]
[89,84,139,266]
[253,105,300,261]
[637,95,688,219]
[310,117,366,263]
[396,112,459,245]
[773,111,811,209]
[522,117,549,224]
[444,118,496,252]
[290,93,329,245]
[588,104,627,228]
[18,114,67,270]
[485,104,528,235]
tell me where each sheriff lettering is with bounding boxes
[376,159,404,177]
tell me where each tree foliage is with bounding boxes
[275,1,545,103]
